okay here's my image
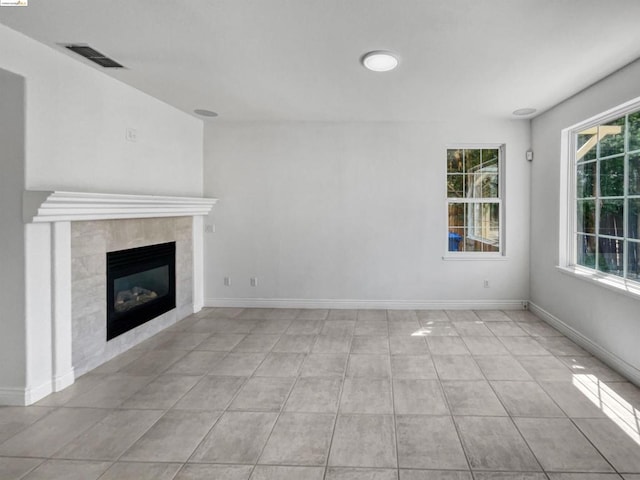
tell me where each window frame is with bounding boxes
[444,143,506,259]
[560,96,640,295]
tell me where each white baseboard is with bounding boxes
[0,378,55,406]
[0,387,29,406]
[529,302,640,386]
[205,297,527,311]
[53,368,75,392]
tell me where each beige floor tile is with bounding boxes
[191,411,278,463]
[98,462,182,480]
[286,320,325,335]
[0,407,108,457]
[446,311,481,322]
[390,355,438,379]
[455,416,541,471]
[173,375,245,410]
[64,374,154,408]
[313,335,352,353]
[354,320,389,336]
[347,354,391,378]
[285,377,342,413]
[121,373,201,409]
[400,471,472,479]
[229,376,295,411]
[259,412,335,465]
[492,381,565,417]
[196,333,246,351]
[389,336,429,355]
[328,467,398,479]
[174,464,252,480]
[515,417,613,472]
[22,460,111,480]
[432,355,484,380]
[574,418,640,472]
[121,410,220,462]
[0,406,56,444]
[340,377,393,414]
[233,334,281,353]
[0,457,42,480]
[351,336,390,354]
[387,320,421,336]
[357,310,388,322]
[426,336,470,355]
[517,355,574,381]
[461,336,510,355]
[416,310,450,323]
[329,414,397,468]
[301,353,348,377]
[272,334,316,353]
[396,415,467,470]
[475,355,533,381]
[485,321,527,337]
[498,336,551,356]
[475,310,511,322]
[207,352,267,376]
[322,321,356,336]
[53,409,163,460]
[251,465,325,479]
[442,380,507,416]
[254,352,306,377]
[327,310,358,322]
[296,309,329,321]
[165,350,226,375]
[393,379,449,415]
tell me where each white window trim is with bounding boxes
[559,95,640,296]
[443,143,506,260]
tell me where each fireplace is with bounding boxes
[106,241,176,340]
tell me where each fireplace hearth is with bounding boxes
[106,241,176,340]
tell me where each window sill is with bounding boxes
[442,254,507,261]
[556,265,640,300]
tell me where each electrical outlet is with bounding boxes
[250,277,258,287]
[483,280,490,288]
[125,128,138,142]
[224,277,231,286]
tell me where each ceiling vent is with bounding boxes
[64,44,124,68]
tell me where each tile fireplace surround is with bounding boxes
[10,191,217,406]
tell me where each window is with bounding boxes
[446,146,503,254]
[571,107,640,282]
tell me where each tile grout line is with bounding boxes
[321,314,353,480]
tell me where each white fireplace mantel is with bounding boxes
[11,190,217,406]
[24,190,217,223]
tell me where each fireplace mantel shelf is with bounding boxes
[24,190,217,223]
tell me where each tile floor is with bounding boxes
[1,308,640,479]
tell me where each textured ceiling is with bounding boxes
[2,0,640,121]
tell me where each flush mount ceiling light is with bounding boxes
[512,108,537,116]
[361,50,399,72]
[194,109,218,118]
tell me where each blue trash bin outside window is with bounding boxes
[448,232,462,251]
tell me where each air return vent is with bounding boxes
[64,44,124,68]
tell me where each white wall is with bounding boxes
[203,120,531,307]
[531,59,640,376]
[0,24,203,196]
[0,68,26,395]
[0,24,205,404]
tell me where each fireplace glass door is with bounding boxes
[107,241,176,340]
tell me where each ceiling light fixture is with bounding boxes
[512,108,537,116]
[361,50,399,72]
[194,109,218,118]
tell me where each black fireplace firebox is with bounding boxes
[106,241,176,340]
